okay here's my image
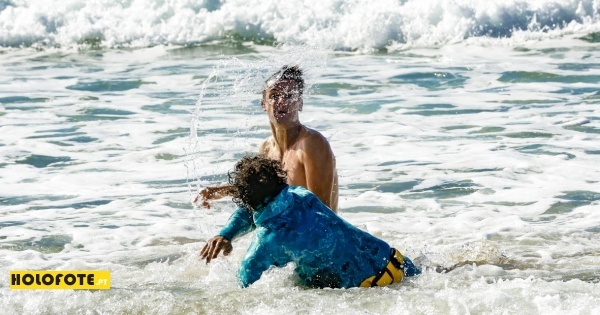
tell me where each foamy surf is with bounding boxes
[1,0,600,51]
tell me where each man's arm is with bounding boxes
[194,185,234,208]
[302,132,337,212]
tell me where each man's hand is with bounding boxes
[194,186,233,209]
[200,236,233,264]
[194,188,212,209]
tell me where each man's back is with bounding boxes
[239,186,389,288]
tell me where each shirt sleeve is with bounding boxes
[238,239,276,288]
[218,208,256,241]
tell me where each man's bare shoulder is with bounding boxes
[300,127,333,154]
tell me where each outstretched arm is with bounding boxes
[200,208,256,264]
[194,185,235,208]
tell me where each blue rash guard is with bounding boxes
[234,185,419,288]
[219,207,255,241]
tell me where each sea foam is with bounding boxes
[1,0,600,51]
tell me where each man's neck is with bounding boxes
[271,123,304,153]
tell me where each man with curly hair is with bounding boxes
[224,155,419,288]
[200,66,339,264]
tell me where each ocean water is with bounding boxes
[1,0,600,314]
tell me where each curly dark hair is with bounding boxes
[264,65,304,95]
[228,155,288,211]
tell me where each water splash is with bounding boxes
[185,44,329,209]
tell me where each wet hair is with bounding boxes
[228,155,288,211]
[263,65,304,96]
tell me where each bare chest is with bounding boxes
[264,145,306,187]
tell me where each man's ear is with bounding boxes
[299,99,303,112]
[261,99,266,111]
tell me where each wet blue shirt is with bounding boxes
[237,185,392,288]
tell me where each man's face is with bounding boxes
[261,80,303,125]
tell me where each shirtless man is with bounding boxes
[199,65,339,263]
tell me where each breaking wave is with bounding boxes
[1,0,600,51]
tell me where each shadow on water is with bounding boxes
[67,136,99,143]
[564,124,600,134]
[0,221,26,228]
[342,206,406,214]
[66,80,155,92]
[402,180,479,200]
[27,132,85,139]
[0,96,51,104]
[313,82,380,97]
[143,99,196,115]
[0,235,73,254]
[146,91,189,100]
[0,195,78,206]
[469,127,506,134]
[144,179,191,188]
[498,71,600,84]
[27,200,112,210]
[83,108,137,116]
[442,125,479,131]
[504,132,554,139]
[406,109,499,116]
[376,160,421,167]
[324,99,401,114]
[585,226,600,233]
[155,153,180,161]
[62,107,137,122]
[339,103,381,114]
[347,180,421,194]
[404,104,508,116]
[153,128,189,145]
[514,144,576,160]
[27,132,98,143]
[542,190,600,215]
[584,92,600,101]
[390,72,468,90]
[501,99,564,105]
[436,167,504,173]
[413,103,455,110]
[555,87,600,95]
[483,201,537,207]
[579,32,600,43]
[15,154,72,168]
[163,41,259,60]
[401,180,479,199]
[32,126,80,133]
[556,63,600,71]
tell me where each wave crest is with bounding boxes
[1,0,599,51]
